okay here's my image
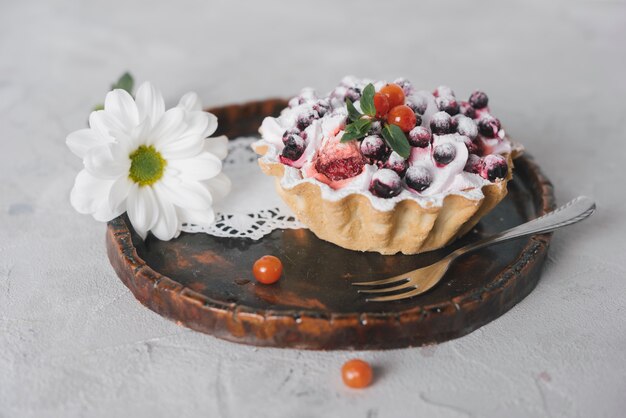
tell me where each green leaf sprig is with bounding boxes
[342,118,371,142]
[340,82,411,158]
[382,124,411,158]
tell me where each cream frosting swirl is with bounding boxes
[255,76,516,211]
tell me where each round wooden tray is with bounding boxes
[106,99,556,350]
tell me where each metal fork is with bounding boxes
[353,196,596,302]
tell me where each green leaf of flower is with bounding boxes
[382,124,411,158]
[111,72,134,95]
[346,99,362,122]
[360,83,376,117]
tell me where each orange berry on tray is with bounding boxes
[341,359,373,389]
[379,83,405,108]
[387,105,417,132]
[253,255,283,284]
[373,92,390,118]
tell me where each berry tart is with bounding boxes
[253,77,522,254]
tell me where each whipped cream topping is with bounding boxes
[255,76,516,211]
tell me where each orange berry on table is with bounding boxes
[379,83,405,108]
[252,255,283,284]
[341,359,373,389]
[387,105,417,132]
[373,92,390,118]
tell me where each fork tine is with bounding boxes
[366,287,425,302]
[351,274,409,287]
[357,281,416,295]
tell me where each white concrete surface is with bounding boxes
[1,0,625,417]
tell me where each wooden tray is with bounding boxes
[106,99,556,350]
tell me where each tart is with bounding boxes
[254,77,521,255]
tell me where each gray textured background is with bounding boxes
[1,0,625,417]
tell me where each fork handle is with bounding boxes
[453,196,595,257]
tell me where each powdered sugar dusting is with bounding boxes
[373,167,400,185]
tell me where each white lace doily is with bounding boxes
[181,137,306,239]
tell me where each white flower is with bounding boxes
[67,82,231,240]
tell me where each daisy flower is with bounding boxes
[67,81,231,240]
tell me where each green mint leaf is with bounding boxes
[351,119,372,137]
[111,72,134,95]
[382,124,411,158]
[344,123,358,134]
[341,119,372,142]
[360,83,376,117]
[340,130,361,142]
[353,118,371,132]
[346,99,363,122]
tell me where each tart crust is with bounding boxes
[256,144,513,255]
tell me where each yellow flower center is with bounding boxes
[128,145,166,186]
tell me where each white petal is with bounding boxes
[72,170,124,222]
[142,186,160,230]
[135,82,165,125]
[104,89,139,132]
[151,183,180,240]
[177,92,202,112]
[84,144,130,179]
[127,184,144,230]
[108,176,132,213]
[204,135,229,160]
[155,111,213,159]
[127,184,159,240]
[184,111,210,137]
[204,172,231,201]
[177,206,215,227]
[89,110,124,140]
[159,132,204,160]
[149,108,186,148]
[66,128,108,158]
[168,152,222,181]
[70,170,114,215]
[202,112,218,138]
[108,117,155,156]
[92,199,125,222]
[117,117,152,154]
[159,174,213,210]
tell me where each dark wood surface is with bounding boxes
[106,98,555,350]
